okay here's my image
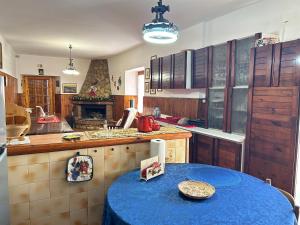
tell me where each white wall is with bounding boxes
[16,54,91,94]
[108,0,300,99]
[124,70,138,96]
[0,34,16,77]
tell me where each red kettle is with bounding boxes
[137,116,155,133]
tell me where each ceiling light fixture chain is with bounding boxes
[63,44,80,75]
[152,0,169,23]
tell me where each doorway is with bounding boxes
[124,67,145,113]
[22,75,56,115]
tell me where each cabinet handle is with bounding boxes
[126,147,130,150]
[111,148,114,151]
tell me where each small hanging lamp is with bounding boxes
[63,44,80,75]
[143,0,179,44]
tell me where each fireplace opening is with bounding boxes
[82,105,106,120]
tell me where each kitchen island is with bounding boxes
[7,127,191,225]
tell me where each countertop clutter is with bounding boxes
[7,127,192,156]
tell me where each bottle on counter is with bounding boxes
[103,120,108,130]
[153,107,161,119]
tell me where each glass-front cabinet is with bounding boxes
[208,43,227,130]
[230,36,256,134]
[207,36,257,134]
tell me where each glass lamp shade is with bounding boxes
[143,22,178,44]
[62,67,80,75]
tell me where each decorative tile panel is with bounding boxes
[8,139,187,225]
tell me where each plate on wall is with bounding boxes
[178,180,216,200]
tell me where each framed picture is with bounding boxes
[145,68,150,79]
[0,42,2,69]
[62,83,77,94]
[150,89,156,95]
[145,82,150,93]
[38,68,44,75]
[56,80,60,87]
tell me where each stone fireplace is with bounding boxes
[73,100,113,129]
[72,59,114,130]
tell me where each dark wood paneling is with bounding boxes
[245,86,299,194]
[215,139,241,170]
[17,93,24,106]
[173,51,187,89]
[113,95,138,121]
[55,94,76,119]
[192,48,209,88]
[3,73,18,105]
[143,96,205,119]
[161,55,173,89]
[252,45,273,87]
[150,57,161,89]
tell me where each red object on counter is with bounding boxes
[137,116,155,132]
[37,116,61,124]
[152,122,161,131]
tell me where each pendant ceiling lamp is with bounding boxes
[143,0,179,44]
[63,44,80,75]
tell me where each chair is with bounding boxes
[278,188,299,220]
[5,103,31,140]
[265,179,299,220]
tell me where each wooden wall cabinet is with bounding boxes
[227,36,257,134]
[150,57,161,89]
[192,48,209,89]
[161,55,173,89]
[173,51,187,89]
[251,39,300,88]
[206,35,258,133]
[214,139,241,170]
[191,133,242,171]
[193,134,214,165]
[251,45,273,87]
[207,43,229,130]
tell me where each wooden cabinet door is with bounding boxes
[215,139,241,171]
[273,39,300,87]
[245,87,299,194]
[194,134,214,165]
[23,75,56,115]
[192,48,209,88]
[250,45,273,87]
[161,55,173,89]
[173,51,187,89]
[150,58,161,89]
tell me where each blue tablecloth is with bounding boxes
[103,164,296,225]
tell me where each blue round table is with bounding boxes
[103,164,296,225]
